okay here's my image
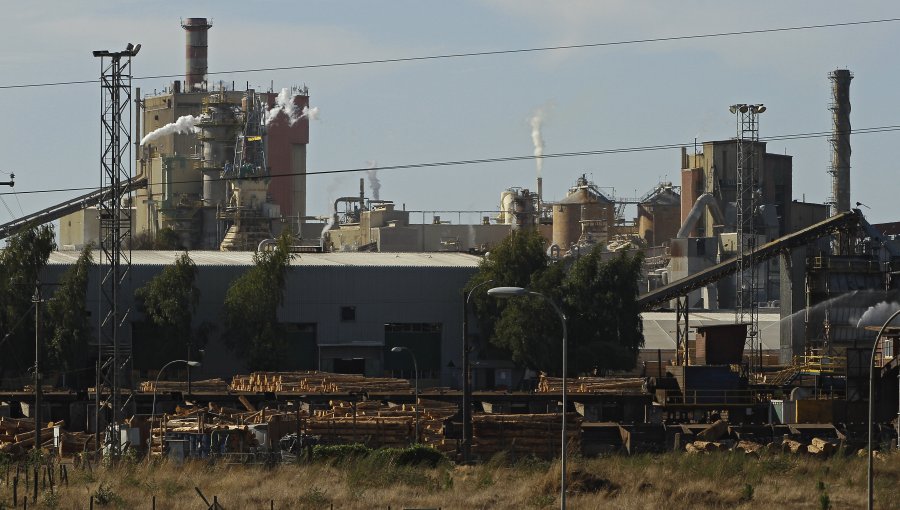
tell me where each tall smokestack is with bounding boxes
[182,18,212,91]
[828,69,852,214]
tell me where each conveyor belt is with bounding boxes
[636,210,861,310]
[0,177,147,240]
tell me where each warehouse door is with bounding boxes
[383,323,442,379]
[333,358,366,375]
[283,323,318,370]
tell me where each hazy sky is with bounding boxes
[1,1,899,232]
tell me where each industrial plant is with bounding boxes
[1,17,899,501]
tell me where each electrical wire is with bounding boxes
[1,16,899,90]
[0,123,897,198]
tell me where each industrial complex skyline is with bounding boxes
[1,2,899,228]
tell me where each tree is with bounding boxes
[467,229,560,368]
[561,249,645,374]
[222,232,293,370]
[0,224,56,377]
[45,244,93,387]
[468,230,644,376]
[134,252,205,365]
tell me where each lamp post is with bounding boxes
[462,279,493,463]
[488,286,568,510]
[867,308,900,510]
[150,359,201,453]
[391,346,419,443]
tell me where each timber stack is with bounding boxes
[139,378,230,393]
[472,413,582,460]
[0,417,94,458]
[537,373,645,394]
[230,371,412,393]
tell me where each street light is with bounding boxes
[867,308,900,510]
[150,359,201,454]
[391,346,420,443]
[487,286,568,510]
[462,279,494,463]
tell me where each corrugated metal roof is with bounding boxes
[641,311,781,350]
[47,250,482,268]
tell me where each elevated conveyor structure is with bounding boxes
[636,210,862,311]
[0,177,147,241]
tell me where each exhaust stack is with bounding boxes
[182,18,212,91]
[828,69,853,214]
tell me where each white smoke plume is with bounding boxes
[856,301,900,328]
[366,161,381,200]
[141,115,200,145]
[266,88,301,126]
[301,105,320,120]
[320,215,335,241]
[529,107,545,177]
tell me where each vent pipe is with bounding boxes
[828,69,852,214]
[182,18,212,91]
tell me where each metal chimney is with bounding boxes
[828,69,853,214]
[182,18,212,91]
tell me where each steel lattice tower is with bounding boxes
[93,44,139,458]
[730,103,765,373]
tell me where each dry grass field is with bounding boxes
[8,449,900,509]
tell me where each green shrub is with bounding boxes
[312,443,371,463]
[391,444,447,468]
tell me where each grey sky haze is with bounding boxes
[1,1,898,232]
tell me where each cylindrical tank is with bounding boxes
[552,177,614,249]
[637,184,681,246]
[499,190,515,224]
[202,169,226,206]
[182,18,212,91]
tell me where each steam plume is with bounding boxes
[141,115,200,145]
[366,161,381,200]
[266,88,301,126]
[857,301,900,327]
[301,106,320,120]
[529,107,545,177]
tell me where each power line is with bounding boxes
[1,124,898,198]
[1,16,899,90]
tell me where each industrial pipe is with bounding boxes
[676,193,725,238]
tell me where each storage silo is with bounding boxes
[637,183,681,246]
[552,175,615,250]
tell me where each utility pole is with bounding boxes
[33,286,42,454]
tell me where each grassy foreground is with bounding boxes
[9,449,900,509]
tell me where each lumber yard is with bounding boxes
[0,16,898,468]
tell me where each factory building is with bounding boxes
[680,141,792,239]
[45,251,486,387]
[60,18,315,251]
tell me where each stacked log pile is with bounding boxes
[684,436,841,457]
[310,398,457,451]
[139,378,230,393]
[0,418,93,458]
[537,373,645,394]
[472,413,582,460]
[230,371,412,394]
[149,402,307,456]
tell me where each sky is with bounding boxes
[1,1,899,232]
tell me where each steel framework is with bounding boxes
[93,44,139,458]
[731,103,765,372]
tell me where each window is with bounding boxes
[340,306,356,322]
